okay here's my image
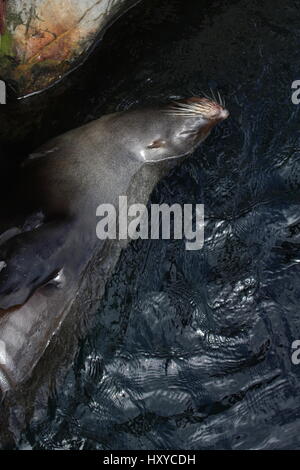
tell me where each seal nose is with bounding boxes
[219,108,229,120]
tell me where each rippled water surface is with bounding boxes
[2,0,300,450]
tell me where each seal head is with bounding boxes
[115,96,229,164]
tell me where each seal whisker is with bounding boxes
[209,88,215,102]
[201,90,211,100]
[170,101,205,111]
[166,113,203,117]
[168,106,207,115]
[166,106,199,113]
[220,95,225,108]
[166,103,207,116]
[166,95,228,119]
[165,111,204,117]
[203,89,211,101]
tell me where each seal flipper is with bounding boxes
[0,220,73,310]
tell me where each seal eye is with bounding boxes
[147,139,166,149]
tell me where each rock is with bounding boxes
[0,0,140,96]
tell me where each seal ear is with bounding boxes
[0,219,72,310]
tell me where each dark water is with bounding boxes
[3,0,300,450]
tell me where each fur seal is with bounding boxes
[0,96,228,391]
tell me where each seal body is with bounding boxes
[0,97,228,391]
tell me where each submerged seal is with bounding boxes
[0,96,228,391]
